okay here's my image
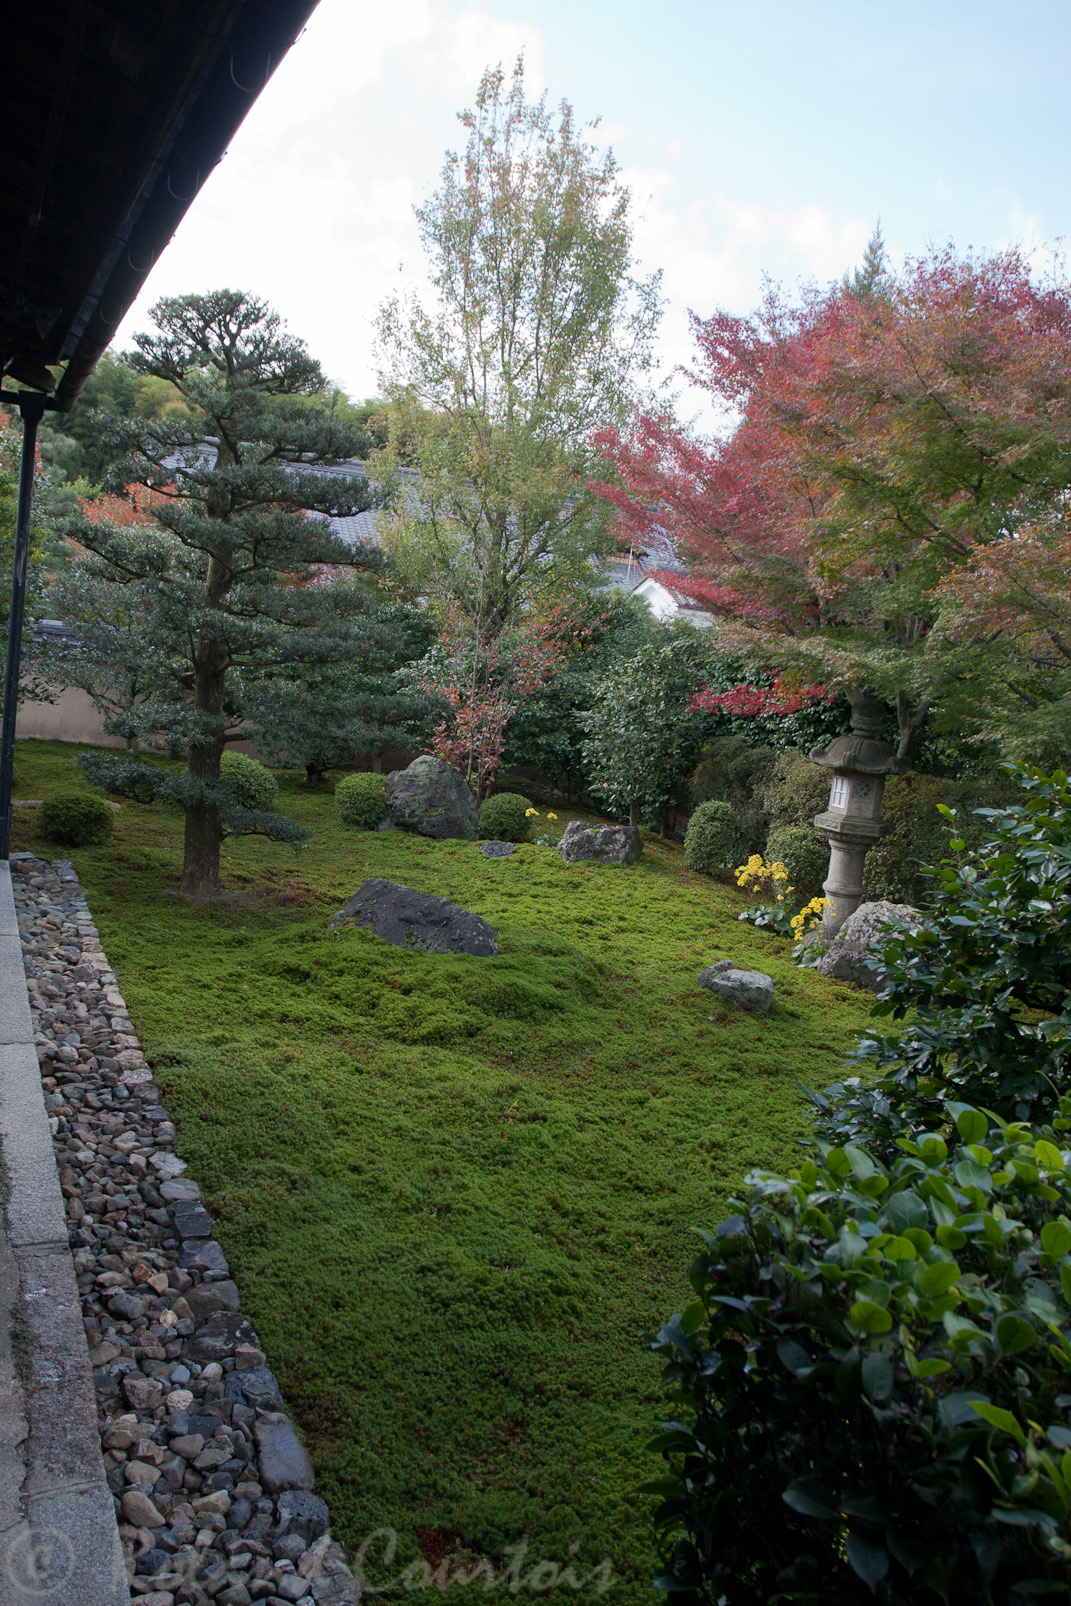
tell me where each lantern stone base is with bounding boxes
[813,810,892,939]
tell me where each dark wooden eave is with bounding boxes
[1,0,319,410]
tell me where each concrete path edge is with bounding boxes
[0,859,129,1605]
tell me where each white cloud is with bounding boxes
[116,0,868,433]
[115,0,545,396]
[623,164,869,423]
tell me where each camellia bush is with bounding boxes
[815,768,1071,1153]
[647,1102,1071,1603]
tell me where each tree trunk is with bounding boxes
[629,798,641,828]
[180,613,229,898]
[180,741,224,898]
[660,807,672,839]
[305,764,326,786]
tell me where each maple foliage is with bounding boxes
[690,672,831,719]
[594,244,1071,752]
[419,601,608,801]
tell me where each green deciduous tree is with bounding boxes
[581,623,712,829]
[374,57,662,641]
[54,289,406,898]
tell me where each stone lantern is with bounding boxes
[810,692,906,939]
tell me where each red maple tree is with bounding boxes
[594,245,1071,754]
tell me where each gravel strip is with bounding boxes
[10,854,359,1606]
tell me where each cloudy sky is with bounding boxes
[117,0,1070,420]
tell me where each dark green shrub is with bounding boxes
[684,800,736,874]
[38,790,114,847]
[863,771,1015,907]
[479,792,534,843]
[221,751,279,811]
[819,768,1071,1149]
[648,1101,1071,1604]
[765,822,828,902]
[335,771,388,828]
[691,736,776,856]
[760,749,831,831]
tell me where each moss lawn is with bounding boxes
[11,740,870,1598]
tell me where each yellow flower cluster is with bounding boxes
[735,855,793,906]
[790,896,829,939]
[525,808,558,820]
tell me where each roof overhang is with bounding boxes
[1,0,320,411]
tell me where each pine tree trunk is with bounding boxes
[180,742,223,898]
[629,798,640,828]
[180,613,228,898]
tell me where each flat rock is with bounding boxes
[329,878,498,957]
[225,1364,284,1411]
[815,900,922,991]
[187,1311,257,1364]
[479,840,515,857]
[185,1279,241,1321]
[178,1238,230,1275]
[698,959,774,1014]
[172,1200,213,1240]
[160,1177,201,1202]
[276,1488,330,1542]
[254,1414,315,1493]
[558,820,642,865]
[385,754,480,840]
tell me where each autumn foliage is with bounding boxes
[595,245,1071,753]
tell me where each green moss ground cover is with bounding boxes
[12,741,870,1596]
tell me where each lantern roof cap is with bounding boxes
[809,732,906,775]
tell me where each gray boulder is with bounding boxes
[558,819,642,865]
[815,900,922,991]
[698,959,774,1014]
[329,878,498,957]
[385,754,480,839]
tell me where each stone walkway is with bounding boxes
[6,856,359,1606]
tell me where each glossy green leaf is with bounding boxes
[954,1108,989,1144]
[845,1530,889,1590]
[861,1351,894,1401]
[970,1401,1026,1446]
[1040,1221,1071,1258]
[782,1478,838,1519]
[1034,1140,1066,1171]
[915,1259,960,1297]
[850,1300,893,1334]
[995,1314,1036,1355]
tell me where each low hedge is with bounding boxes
[684,800,736,875]
[479,792,534,843]
[648,1101,1071,1603]
[220,751,279,812]
[38,790,114,847]
[335,772,388,829]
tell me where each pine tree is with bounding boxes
[60,290,411,897]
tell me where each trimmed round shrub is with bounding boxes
[683,799,736,874]
[335,771,388,828]
[760,749,831,830]
[765,822,829,902]
[221,751,278,811]
[479,792,534,843]
[38,790,113,847]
